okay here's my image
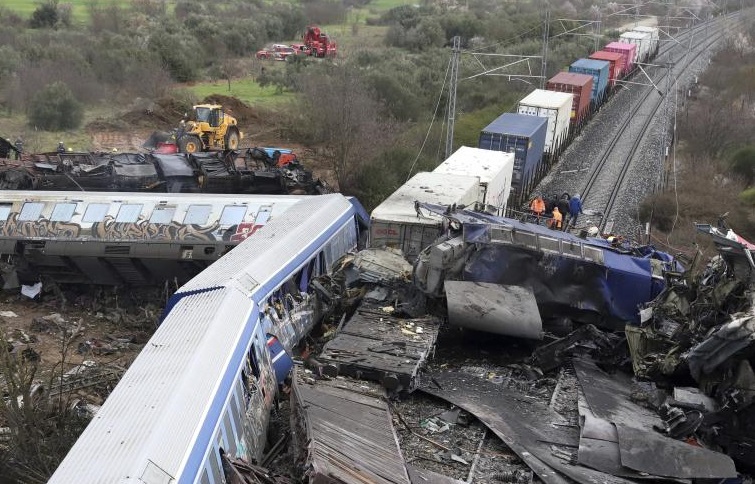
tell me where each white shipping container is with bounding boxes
[517,89,573,154]
[370,171,480,260]
[433,146,515,216]
[619,31,651,63]
[632,26,659,54]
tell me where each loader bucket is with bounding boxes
[143,131,174,150]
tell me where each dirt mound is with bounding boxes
[200,94,258,124]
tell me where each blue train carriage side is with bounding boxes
[478,113,547,205]
[48,194,363,484]
[569,58,611,108]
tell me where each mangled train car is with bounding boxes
[413,204,683,335]
[0,148,327,195]
[0,191,307,286]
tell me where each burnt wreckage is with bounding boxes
[0,146,327,195]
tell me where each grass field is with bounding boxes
[3,0,178,23]
[187,78,295,108]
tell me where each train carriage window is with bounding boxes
[18,202,44,221]
[50,203,77,222]
[116,204,143,223]
[83,203,110,222]
[0,204,11,222]
[150,206,176,224]
[184,205,212,225]
[219,205,247,226]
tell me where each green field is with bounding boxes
[187,78,295,108]
[3,1,178,22]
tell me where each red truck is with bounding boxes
[302,26,337,58]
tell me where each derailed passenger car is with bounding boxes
[413,204,683,332]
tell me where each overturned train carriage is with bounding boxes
[0,148,327,195]
[49,194,365,484]
[0,191,308,285]
[414,204,683,331]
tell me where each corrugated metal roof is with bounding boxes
[371,172,480,223]
[620,31,651,40]
[481,112,547,137]
[548,71,594,86]
[571,58,610,70]
[519,89,573,110]
[604,41,636,51]
[590,51,623,61]
[49,288,253,483]
[179,194,354,296]
[434,146,514,184]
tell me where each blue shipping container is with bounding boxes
[478,113,547,192]
[569,59,610,103]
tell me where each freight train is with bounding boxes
[479,24,662,204]
[48,194,365,484]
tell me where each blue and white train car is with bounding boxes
[49,194,364,484]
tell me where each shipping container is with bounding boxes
[603,42,637,76]
[546,72,593,125]
[517,89,573,154]
[589,50,624,86]
[632,26,659,56]
[370,171,480,260]
[478,113,547,198]
[619,31,651,64]
[433,146,515,216]
[569,59,610,103]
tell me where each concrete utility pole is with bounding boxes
[540,9,550,89]
[445,36,461,159]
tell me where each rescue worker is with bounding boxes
[568,193,583,228]
[549,207,563,230]
[556,195,570,230]
[529,194,545,224]
[13,137,22,160]
[57,141,66,154]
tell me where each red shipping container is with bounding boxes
[546,72,593,125]
[589,50,623,86]
[603,42,636,76]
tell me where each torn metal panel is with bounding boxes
[290,366,410,484]
[685,314,755,380]
[614,423,736,479]
[421,372,638,484]
[318,305,441,391]
[351,248,413,284]
[444,281,542,339]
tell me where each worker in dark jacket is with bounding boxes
[14,137,22,160]
[568,193,584,228]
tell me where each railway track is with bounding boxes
[538,13,739,237]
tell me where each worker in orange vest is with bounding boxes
[549,207,563,230]
[529,194,545,224]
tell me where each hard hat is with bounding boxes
[112,148,118,153]
[67,147,73,152]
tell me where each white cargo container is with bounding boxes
[619,31,651,64]
[370,171,480,260]
[632,26,659,55]
[517,89,573,154]
[433,146,514,216]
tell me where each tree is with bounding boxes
[29,1,58,29]
[27,82,83,131]
[730,146,755,186]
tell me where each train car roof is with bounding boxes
[481,112,547,137]
[434,146,514,184]
[519,89,574,109]
[0,190,306,205]
[570,58,611,70]
[176,193,356,299]
[49,287,254,483]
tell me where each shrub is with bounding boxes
[27,82,83,131]
[29,1,58,29]
[729,146,755,186]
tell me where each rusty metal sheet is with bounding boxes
[444,281,543,339]
[421,372,637,484]
[291,366,410,484]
